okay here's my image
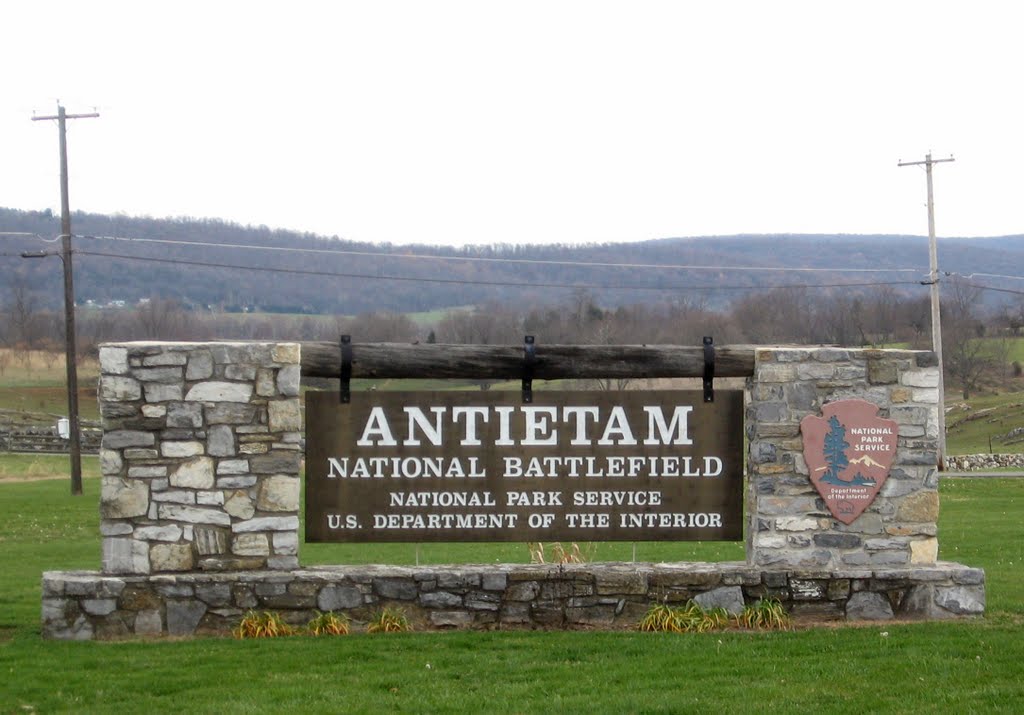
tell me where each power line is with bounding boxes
[956,271,1024,283]
[76,249,925,293]
[76,233,926,275]
[957,281,1024,297]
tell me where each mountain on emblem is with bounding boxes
[800,400,898,524]
[850,454,886,469]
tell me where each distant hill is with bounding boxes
[2,207,1022,314]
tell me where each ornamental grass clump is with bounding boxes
[639,598,790,633]
[637,601,731,633]
[232,610,296,639]
[735,598,792,631]
[367,607,412,633]
[307,611,350,636]
[527,541,594,564]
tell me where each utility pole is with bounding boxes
[31,104,99,496]
[898,152,954,470]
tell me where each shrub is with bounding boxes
[307,611,350,636]
[367,607,412,633]
[232,610,296,639]
[638,598,791,633]
[638,601,731,633]
[735,598,791,631]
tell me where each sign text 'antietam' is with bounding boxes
[305,391,743,542]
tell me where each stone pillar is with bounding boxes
[747,348,941,569]
[98,342,301,574]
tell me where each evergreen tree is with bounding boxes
[822,415,850,484]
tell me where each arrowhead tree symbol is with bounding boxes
[821,415,849,485]
[800,399,899,525]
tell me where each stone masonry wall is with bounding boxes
[41,342,985,639]
[748,348,941,569]
[41,561,985,639]
[98,342,301,574]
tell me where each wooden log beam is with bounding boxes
[299,342,756,380]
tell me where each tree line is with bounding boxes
[2,278,1020,398]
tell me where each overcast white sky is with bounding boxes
[2,1,1021,246]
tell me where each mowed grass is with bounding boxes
[0,454,101,482]
[1,474,1023,713]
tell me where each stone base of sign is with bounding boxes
[42,561,984,639]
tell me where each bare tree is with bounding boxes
[133,298,188,340]
[942,278,991,399]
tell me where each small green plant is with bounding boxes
[232,610,296,639]
[367,607,412,633]
[637,601,733,633]
[735,598,791,631]
[307,611,350,636]
[638,603,685,633]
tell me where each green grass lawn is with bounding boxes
[945,391,1024,455]
[1,475,1022,713]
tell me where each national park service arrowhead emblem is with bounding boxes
[800,399,898,525]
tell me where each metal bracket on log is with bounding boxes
[339,334,352,404]
[703,336,715,403]
[523,335,536,403]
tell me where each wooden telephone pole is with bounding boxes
[31,104,99,496]
[898,152,954,469]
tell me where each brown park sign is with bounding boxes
[305,390,744,542]
[800,399,899,525]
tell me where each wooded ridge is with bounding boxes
[3,207,1022,315]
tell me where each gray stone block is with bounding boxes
[195,583,233,607]
[693,586,745,615]
[186,351,214,380]
[278,364,301,396]
[420,591,463,609]
[100,346,129,374]
[82,598,118,616]
[103,537,150,574]
[186,382,253,403]
[846,591,894,620]
[99,376,142,401]
[206,403,258,425]
[935,586,985,615]
[231,516,298,533]
[101,479,149,519]
[167,600,206,636]
[319,585,363,611]
[249,452,301,474]
[430,611,474,627]
[104,430,155,449]
[134,367,183,383]
[158,505,231,527]
[374,578,418,601]
[145,383,184,403]
[207,425,235,457]
[135,609,163,636]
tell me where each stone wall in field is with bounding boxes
[747,348,942,569]
[41,561,985,639]
[96,342,302,575]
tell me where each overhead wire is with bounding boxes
[76,249,925,293]
[76,233,926,275]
